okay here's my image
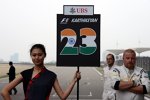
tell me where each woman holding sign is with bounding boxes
[1,43,81,100]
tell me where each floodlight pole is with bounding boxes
[77,66,79,100]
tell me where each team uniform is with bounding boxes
[111,65,150,100]
[102,65,116,100]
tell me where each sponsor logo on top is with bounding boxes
[64,5,94,15]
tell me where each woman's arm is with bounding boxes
[1,74,23,100]
[53,71,81,100]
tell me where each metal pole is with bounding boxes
[77,66,79,100]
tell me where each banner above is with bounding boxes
[63,5,94,15]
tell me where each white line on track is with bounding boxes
[92,68,102,76]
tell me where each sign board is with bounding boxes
[63,5,94,15]
[57,5,100,66]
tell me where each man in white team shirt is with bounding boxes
[111,49,150,100]
[102,54,116,100]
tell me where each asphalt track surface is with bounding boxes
[0,67,104,100]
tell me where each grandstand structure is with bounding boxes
[106,47,150,71]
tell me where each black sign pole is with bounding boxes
[77,66,79,100]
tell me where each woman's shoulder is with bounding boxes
[45,68,57,77]
[21,67,34,75]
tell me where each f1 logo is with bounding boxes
[60,18,69,24]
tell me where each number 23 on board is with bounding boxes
[60,28,97,55]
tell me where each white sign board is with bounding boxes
[63,5,94,15]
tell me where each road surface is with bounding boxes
[0,67,104,100]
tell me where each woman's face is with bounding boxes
[30,48,45,66]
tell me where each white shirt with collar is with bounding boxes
[111,65,150,100]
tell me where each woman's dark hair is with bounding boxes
[30,44,46,57]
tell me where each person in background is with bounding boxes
[111,49,150,100]
[1,44,81,100]
[7,61,17,95]
[102,54,116,100]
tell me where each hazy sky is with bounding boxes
[0,0,150,62]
